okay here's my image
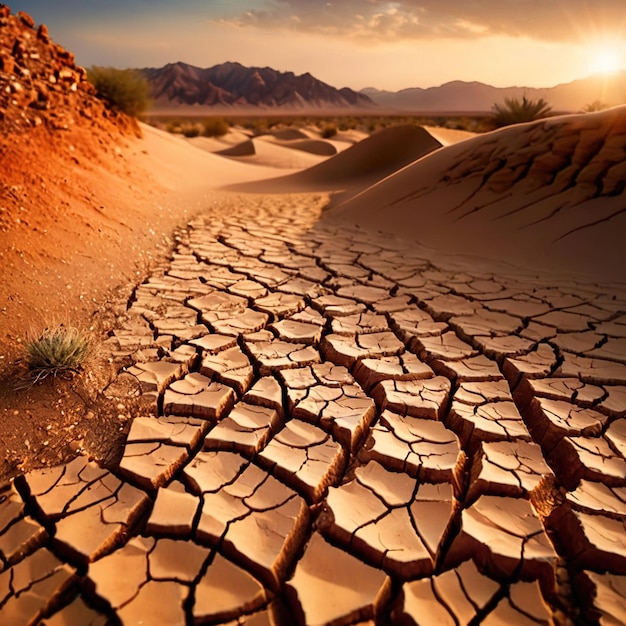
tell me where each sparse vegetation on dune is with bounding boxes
[182,124,201,138]
[320,123,338,138]
[202,117,230,137]
[88,66,151,117]
[145,113,493,137]
[491,96,553,127]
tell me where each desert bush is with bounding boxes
[321,124,338,138]
[242,118,269,135]
[182,125,201,137]
[88,67,151,117]
[491,96,553,127]
[23,326,91,382]
[339,118,359,131]
[442,116,475,131]
[202,117,230,137]
[165,121,182,134]
[582,101,608,112]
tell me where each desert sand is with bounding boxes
[5,8,626,626]
[1,12,625,620]
[2,109,625,625]
[329,107,626,282]
[226,124,444,202]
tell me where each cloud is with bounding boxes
[218,0,626,42]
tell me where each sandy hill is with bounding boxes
[0,5,320,480]
[0,7,300,369]
[328,106,626,281]
[190,133,326,169]
[227,124,443,195]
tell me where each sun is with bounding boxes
[588,47,623,75]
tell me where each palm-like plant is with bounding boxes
[491,96,553,127]
[582,100,608,113]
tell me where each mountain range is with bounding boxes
[141,61,626,114]
[362,72,626,113]
[142,61,374,111]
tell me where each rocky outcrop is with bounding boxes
[0,4,137,135]
[143,61,376,111]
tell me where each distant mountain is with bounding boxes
[362,73,626,113]
[142,61,375,111]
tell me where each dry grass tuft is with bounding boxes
[22,326,92,383]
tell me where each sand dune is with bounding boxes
[140,125,293,185]
[257,135,338,156]
[298,126,368,145]
[270,127,312,140]
[187,133,324,169]
[422,125,477,146]
[188,130,338,159]
[0,122,296,368]
[226,124,443,195]
[181,128,251,152]
[130,124,360,167]
[328,107,626,281]
[300,126,369,145]
[333,129,370,144]
[214,138,256,157]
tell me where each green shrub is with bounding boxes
[202,117,229,137]
[491,96,553,127]
[88,66,151,117]
[23,326,91,382]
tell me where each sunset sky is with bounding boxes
[9,1,626,91]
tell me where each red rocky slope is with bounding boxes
[0,4,137,135]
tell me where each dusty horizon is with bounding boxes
[8,0,626,92]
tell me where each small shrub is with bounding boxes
[165,121,182,134]
[88,66,151,117]
[242,118,268,135]
[182,125,201,138]
[202,117,229,137]
[321,124,337,139]
[491,96,553,127]
[582,100,608,112]
[23,326,91,382]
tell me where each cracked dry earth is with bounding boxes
[2,194,626,626]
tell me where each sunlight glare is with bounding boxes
[588,47,623,75]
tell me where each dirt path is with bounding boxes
[1,193,625,625]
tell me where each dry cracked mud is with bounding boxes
[1,194,626,625]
